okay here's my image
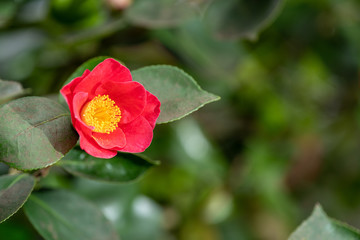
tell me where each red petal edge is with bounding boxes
[73,58,132,95]
[116,116,153,153]
[142,91,161,129]
[92,128,127,149]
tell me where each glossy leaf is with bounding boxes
[125,0,200,28]
[0,97,78,170]
[0,80,27,104]
[0,174,35,223]
[289,204,360,239]
[24,190,119,240]
[205,0,284,40]
[132,65,220,123]
[58,148,157,183]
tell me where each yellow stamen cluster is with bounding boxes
[81,95,121,134]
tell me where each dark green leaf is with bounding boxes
[132,65,220,123]
[205,0,284,40]
[288,204,360,239]
[0,80,27,104]
[125,0,200,28]
[58,148,157,183]
[0,97,78,170]
[24,190,119,240]
[0,174,35,223]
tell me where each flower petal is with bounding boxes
[72,92,117,158]
[92,128,126,149]
[95,81,147,124]
[60,69,91,107]
[142,91,161,129]
[72,92,91,128]
[60,58,160,158]
[116,116,153,153]
[78,125,118,158]
[74,58,132,94]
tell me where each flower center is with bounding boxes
[81,95,121,134]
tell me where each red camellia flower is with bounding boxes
[60,58,161,158]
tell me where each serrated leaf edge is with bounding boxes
[0,97,76,171]
[132,65,221,124]
[288,204,360,239]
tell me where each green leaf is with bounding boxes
[132,65,220,123]
[58,148,157,183]
[125,0,200,28]
[288,204,360,239]
[0,97,79,170]
[23,190,119,240]
[204,0,284,40]
[0,174,35,223]
[0,80,27,104]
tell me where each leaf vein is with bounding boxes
[13,113,70,139]
[29,195,77,232]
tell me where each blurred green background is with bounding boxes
[1,0,360,239]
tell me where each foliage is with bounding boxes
[0,174,35,223]
[289,205,360,239]
[0,97,78,170]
